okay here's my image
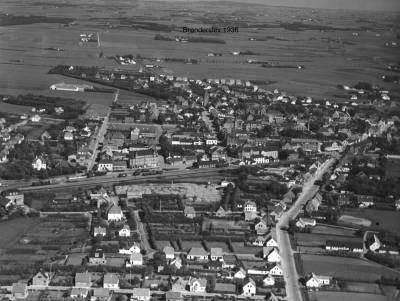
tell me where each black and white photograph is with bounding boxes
[0,0,399,300]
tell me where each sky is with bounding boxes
[157,0,400,12]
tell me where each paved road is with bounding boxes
[87,107,111,172]
[276,158,335,301]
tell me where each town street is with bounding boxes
[277,158,335,301]
[87,107,111,172]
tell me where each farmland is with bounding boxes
[0,0,399,106]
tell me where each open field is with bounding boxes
[340,209,400,232]
[309,291,387,301]
[0,0,399,104]
[312,225,356,236]
[301,254,400,282]
[0,217,40,249]
[343,282,382,294]
[295,232,361,247]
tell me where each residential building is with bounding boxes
[187,247,208,261]
[89,249,107,265]
[242,278,256,297]
[263,275,275,287]
[184,206,196,219]
[188,277,207,293]
[210,247,223,261]
[32,156,47,171]
[103,273,119,289]
[127,253,143,266]
[93,226,106,237]
[32,271,51,286]
[306,273,332,288]
[119,242,141,255]
[164,246,175,260]
[107,204,124,222]
[131,288,151,301]
[118,225,131,237]
[75,272,91,288]
[263,247,281,263]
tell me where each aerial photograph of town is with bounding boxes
[0,0,399,300]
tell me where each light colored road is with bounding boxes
[276,158,335,301]
[87,106,111,172]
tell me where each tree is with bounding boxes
[278,150,290,161]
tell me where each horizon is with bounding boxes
[155,0,400,12]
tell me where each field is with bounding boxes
[312,225,356,236]
[301,254,400,282]
[309,291,387,301]
[340,209,400,232]
[0,217,40,249]
[295,233,361,247]
[0,0,399,106]
[343,282,381,294]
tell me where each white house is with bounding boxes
[163,246,175,260]
[188,277,207,293]
[30,114,41,122]
[107,204,124,222]
[269,264,283,276]
[64,131,74,141]
[234,268,247,279]
[32,156,46,171]
[93,226,106,237]
[244,200,257,213]
[296,217,316,228]
[127,253,143,267]
[306,273,332,288]
[119,242,141,255]
[242,278,256,297]
[265,234,278,248]
[263,247,280,263]
[98,160,113,172]
[118,225,131,237]
[131,288,150,301]
[263,275,275,287]
[103,273,119,289]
